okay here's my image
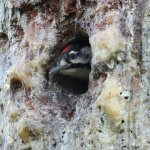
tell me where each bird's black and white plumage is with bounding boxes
[49,41,91,80]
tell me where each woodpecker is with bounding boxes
[49,41,91,80]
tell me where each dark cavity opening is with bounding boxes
[10,78,23,92]
[51,33,91,95]
[0,32,8,46]
[0,32,8,40]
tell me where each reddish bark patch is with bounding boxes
[47,0,60,12]
[24,89,35,110]
[64,0,77,14]
[57,92,76,121]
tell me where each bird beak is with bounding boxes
[49,63,87,75]
[49,64,72,75]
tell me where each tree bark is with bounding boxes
[0,0,149,150]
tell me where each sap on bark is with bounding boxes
[5,51,50,91]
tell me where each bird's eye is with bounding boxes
[69,53,76,59]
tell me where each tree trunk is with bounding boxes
[0,0,149,150]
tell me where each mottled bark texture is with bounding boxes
[0,0,149,150]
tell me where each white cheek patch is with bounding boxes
[60,59,68,66]
[71,58,84,64]
[71,46,91,64]
[81,46,91,56]
[69,51,78,55]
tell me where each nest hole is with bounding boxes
[0,32,8,47]
[0,32,8,40]
[10,78,23,92]
[51,33,90,95]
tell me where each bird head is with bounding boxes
[49,41,91,80]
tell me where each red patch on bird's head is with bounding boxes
[62,45,72,53]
